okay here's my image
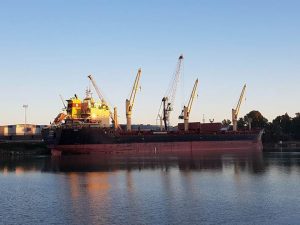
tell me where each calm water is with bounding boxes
[1,151,300,225]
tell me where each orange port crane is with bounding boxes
[158,54,184,130]
[179,78,198,131]
[87,75,120,129]
[126,68,142,131]
[232,84,246,131]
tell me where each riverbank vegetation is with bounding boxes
[223,111,300,143]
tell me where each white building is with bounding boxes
[0,124,47,136]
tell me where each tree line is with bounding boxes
[222,111,300,142]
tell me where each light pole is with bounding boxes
[23,104,28,135]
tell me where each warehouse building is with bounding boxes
[0,124,47,136]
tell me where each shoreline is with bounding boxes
[263,141,300,152]
[0,140,50,156]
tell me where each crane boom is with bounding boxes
[165,54,183,108]
[87,75,106,103]
[159,54,184,130]
[126,68,142,131]
[235,84,246,115]
[179,78,198,131]
[129,68,142,110]
[186,78,198,114]
[59,94,66,109]
[232,84,246,131]
[87,74,120,129]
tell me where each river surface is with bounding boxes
[1,150,300,225]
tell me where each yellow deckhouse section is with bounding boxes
[65,91,111,127]
[81,96,110,127]
[66,96,82,119]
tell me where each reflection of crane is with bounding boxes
[179,79,198,131]
[232,84,246,131]
[126,68,142,131]
[158,55,184,130]
[87,75,120,129]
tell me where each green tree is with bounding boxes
[273,113,292,134]
[292,113,300,139]
[269,113,292,141]
[222,119,231,126]
[244,110,268,129]
[237,117,246,129]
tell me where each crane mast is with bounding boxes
[87,75,119,129]
[232,84,246,131]
[179,78,198,131]
[126,68,142,131]
[159,54,184,130]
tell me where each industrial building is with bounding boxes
[0,124,46,136]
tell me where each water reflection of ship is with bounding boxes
[53,150,264,225]
[47,150,265,174]
[2,152,300,175]
[0,156,45,174]
[63,172,111,225]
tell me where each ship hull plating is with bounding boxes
[51,140,262,156]
[44,126,263,156]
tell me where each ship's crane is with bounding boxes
[59,94,67,109]
[52,94,68,125]
[87,75,120,129]
[232,84,246,132]
[158,54,184,130]
[87,75,107,104]
[126,68,142,131]
[179,78,198,131]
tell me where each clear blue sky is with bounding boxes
[0,0,299,125]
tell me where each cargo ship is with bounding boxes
[43,123,263,156]
[42,55,263,155]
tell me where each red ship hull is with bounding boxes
[51,140,263,156]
